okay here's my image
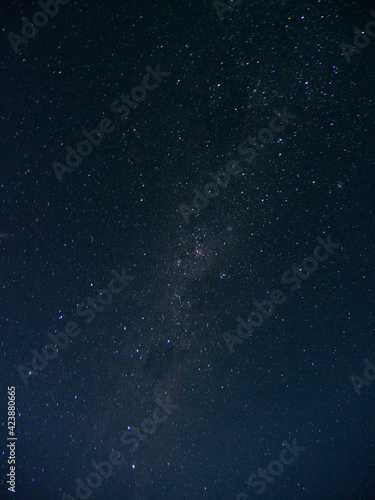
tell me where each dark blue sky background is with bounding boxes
[1,0,374,499]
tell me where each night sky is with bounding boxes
[1,0,375,499]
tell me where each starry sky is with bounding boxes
[1,0,375,499]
